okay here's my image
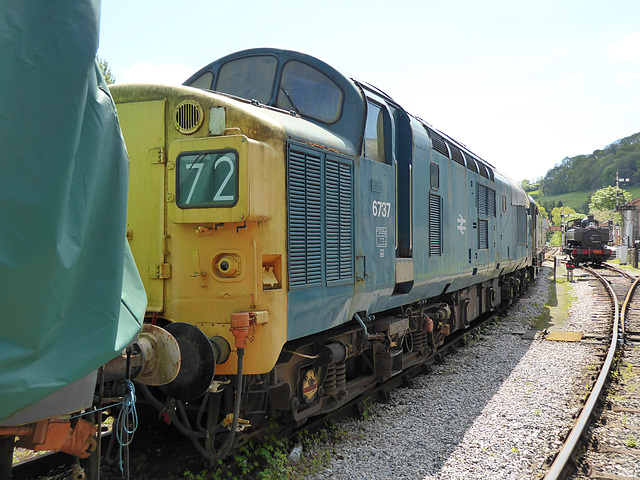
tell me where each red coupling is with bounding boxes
[230,313,251,349]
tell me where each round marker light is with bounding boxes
[215,254,239,278]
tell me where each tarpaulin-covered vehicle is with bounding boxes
[0,0,146,470]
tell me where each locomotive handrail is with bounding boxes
[544,266,621,479]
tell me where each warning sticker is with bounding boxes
[376,226,387,248]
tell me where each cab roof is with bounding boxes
[184,48,366,150]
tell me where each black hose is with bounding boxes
[137,383,206,440]
[205,348,244,463]
[136,350,245,463]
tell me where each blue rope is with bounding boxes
[115,379,138,475]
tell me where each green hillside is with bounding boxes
[532,186,640,214]
[529,131,640,214]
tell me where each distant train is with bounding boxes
[109,48,546,461]
[563,215,611,265]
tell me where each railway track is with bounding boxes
[543,263,640,479]
[545,246,562,260]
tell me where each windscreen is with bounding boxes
[276,60,343,123]
[216,55,277,104]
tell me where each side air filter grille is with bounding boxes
[429,193,442,256]
[448,144,465,166]
[426,127,450,158]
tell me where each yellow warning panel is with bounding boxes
[546,331,583,342]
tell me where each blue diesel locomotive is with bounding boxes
[110,48,545,460]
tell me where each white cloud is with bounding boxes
[607,32,640,61]
[120,62,196,85]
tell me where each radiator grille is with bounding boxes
[288,144,353,288]
[288,149,323,287]
[325,159,354,282]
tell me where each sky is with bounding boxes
[98,0,640,183]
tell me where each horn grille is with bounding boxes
[174,100,203,134]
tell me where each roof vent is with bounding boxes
[174,100,203,134]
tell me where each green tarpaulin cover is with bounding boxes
[0,1,145,422]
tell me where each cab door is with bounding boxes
[351,97,396,313]
[390,105,414,294]
[116,100,168,312]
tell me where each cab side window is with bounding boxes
[363,101,387,163]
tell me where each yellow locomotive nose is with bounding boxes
[215,254,241,278]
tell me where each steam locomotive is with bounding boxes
[563,215,611,265]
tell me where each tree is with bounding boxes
[541,200,556,218]
[589,186,632,225]
[538,205,548,220]
[538,132,640,196]
[580,195,592,215]
[589,186,632,212]
[550,206,581,227]
[520,179,539,193]
[97,56,116,85]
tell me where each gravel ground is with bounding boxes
[307,265,602,480]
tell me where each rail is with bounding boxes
[544,266,621,479]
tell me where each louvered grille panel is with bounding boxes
[288,148,323,287]
[326,158,353,282]
[477,162,489,179]
[517,206,526,245]
[288,145,353,289]
[339,163,353,278]
[478,184,488,215]
[325,161,340,281]
[427,128,450,158]
[429,193,442,256]
[488,189,496,216]
[479,219,489,249]
[463,153,478,173]
[306,156,323,284]
[449,144,465,166]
